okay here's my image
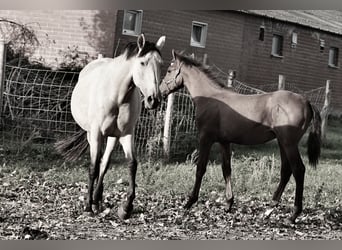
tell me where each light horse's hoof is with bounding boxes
[118,206,132,220]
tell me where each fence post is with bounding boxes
[227,69,236,87]
[278,74,285,90]
[0,40,6,115]
[203,53,208,66]
[321,80,331,142]
[163,93,174,160]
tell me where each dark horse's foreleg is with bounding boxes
[85,130,103,214]
[93,136,117,213]
[117,134,137,220]
[272,142,292,206]
[220,143,234,211]
[184,137,213,209]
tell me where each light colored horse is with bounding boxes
[160,50,321,223]
[57,34,165,220]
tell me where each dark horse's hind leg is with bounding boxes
[117,135,137,220]
[184,137,213,209]
[285,146,306,223]
[272,142,292,206]
[274,140,305,223]
[220,143,234,211]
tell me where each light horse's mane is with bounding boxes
[122,41,162,59]
[175,52,229,90]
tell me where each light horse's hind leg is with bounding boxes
[117,134,137,220]
[85,130,103,214]
[93,136,117,213]
[220,143,234,211]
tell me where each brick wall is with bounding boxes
[114,10,342,112]
[0,10,117,68]
[240,14,342,112]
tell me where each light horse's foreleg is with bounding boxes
[93,136,117,213]
[185,136,213,209]
[85,130,103,214]
[220,143,234,211]
[117,134,137,220]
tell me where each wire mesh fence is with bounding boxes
[0,63,328,162]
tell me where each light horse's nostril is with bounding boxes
[146,95,160,109]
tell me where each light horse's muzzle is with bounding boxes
[144,93,161,109]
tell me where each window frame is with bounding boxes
[328,47,339,68]
[122,10,143,36]
[271,34,284,58]
[190,21,208,48]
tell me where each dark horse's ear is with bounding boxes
[137,34,145,54]
[172,49,177,60]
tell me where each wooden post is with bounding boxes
[203,53,208,66]
[227,69,236,87]
[163,93,174,160]
[278,74,285,90]
[0,40,7,115]
[321,80,331,142]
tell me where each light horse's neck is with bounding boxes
[181,65,227,99]
[112,55,137,104]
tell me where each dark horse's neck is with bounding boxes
[181,65,231,99]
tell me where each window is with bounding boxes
[328,47,339,67]
[259,26,265,41]
[122,10,143,36]
[271,34,283,57]
[190,21,208,48]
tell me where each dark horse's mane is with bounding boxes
[122,41,162,59]
[175,52,229,89]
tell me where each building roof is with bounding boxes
[241,10,342,36]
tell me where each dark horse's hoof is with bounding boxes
[117,206,132,220]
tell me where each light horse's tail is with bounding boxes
[307,103,322,168]
[55,128,88,161]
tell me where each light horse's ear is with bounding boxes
[155,36,166,50]
[137,34,146,54]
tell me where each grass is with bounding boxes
[1,118,341,239]
[2,118,341,209]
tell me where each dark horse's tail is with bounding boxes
[307,103,322,168]
[55,128,88,162]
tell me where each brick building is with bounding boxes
[0,10,341,112]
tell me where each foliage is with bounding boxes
[58,46,92,71]
[0,18,40,67]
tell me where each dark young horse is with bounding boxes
[56,34,165,220]
[159,50,321,223]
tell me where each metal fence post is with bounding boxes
[0,40,7,115]
[321,80,331,142]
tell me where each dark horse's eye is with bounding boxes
[140,61,145,66]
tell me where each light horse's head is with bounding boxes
[128,34,166,109]
[159,50,186,97]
